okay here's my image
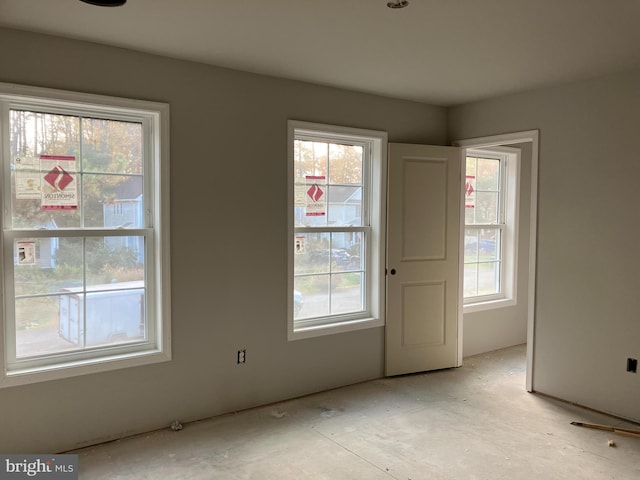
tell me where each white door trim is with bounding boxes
[454,130,539,392]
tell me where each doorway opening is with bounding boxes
[456,131,539,392]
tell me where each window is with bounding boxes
[463,147,519,310]
[0,83,170,387]
[288,122,386,339]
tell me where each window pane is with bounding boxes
[465,202,475,224]
[10,165,81,229]
[293,140,328,179]
[14,237,83,296]
[479,228,500,261]
[294,140,365,228]
[294,232,330,275]
[294,275,329,319]
[464,264,478,298]
[466,156,477,177]
[84,174,144,228]
[294,140,328,226]
[86,236,144,287]
[82,118,142,175]
[329,247,353,272]
[15,295,78,358]
[464,230,479,263]
[476,158,500,190]
[294,232,366,318]
[328,143,362,185]
[331,272,364,315]
[16,288,145,358]
[475,192,499,223]
[477,261,500,296]
[10,110,79,159]
[328,231,361,273]
[294,232,364,275]
[83,286,146,346]
[343,232,364,271]
[327,186,362,226]
[10,110,81,229]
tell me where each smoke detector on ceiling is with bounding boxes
[387,1,409,8]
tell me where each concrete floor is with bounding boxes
[74,345,640,479]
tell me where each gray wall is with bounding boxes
[0,28,447,453]
[462,143,531,358]
[449,68,640,422]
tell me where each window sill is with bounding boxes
[289,316,384,341]
[1,348,171,388]
[463,297,516,314]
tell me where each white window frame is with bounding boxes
[0,83,171,387]
[463,146,519,313]
[287,121,386,340]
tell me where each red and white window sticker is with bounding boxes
[305,175,326,216]
[40,155,78,210]
[465,175,476,209]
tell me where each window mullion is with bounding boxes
[81,236,87,348]
[294,226,368,234]
[4,228,152,240]
[465,224,505,230]
[79,116,85,229]
[1,101,11,230]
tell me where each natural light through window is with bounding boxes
[0,84,170,387]
[288,122,386,339]
[463,147,519,310]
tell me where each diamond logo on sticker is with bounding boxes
[465,181,474,196]
[44,165,74,191]
[307,184,324,202]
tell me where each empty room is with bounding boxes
[0,1,639,478]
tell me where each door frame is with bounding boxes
[454,130,539,392]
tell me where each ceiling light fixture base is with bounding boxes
[387,1,409,9]
[80,0,127,6]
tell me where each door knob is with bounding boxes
[390,268,396,275]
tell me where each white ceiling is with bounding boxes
[1,0,640,106]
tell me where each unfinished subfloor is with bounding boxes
[74,345,640,479]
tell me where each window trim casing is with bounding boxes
[287,121,387,340]
[0,82,171,387]
[463,146,520,313]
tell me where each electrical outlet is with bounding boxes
[237,349,246,364]
[627,358,637,373]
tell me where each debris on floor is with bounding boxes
[608,439,616,447]
[170,420,183,431]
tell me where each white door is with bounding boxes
[385,143,462,376]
